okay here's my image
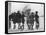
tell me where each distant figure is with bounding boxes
[35,11,39,29]
[26,11,30,30]
[16,11,21,29]
[21,12,25,30]
[29,12,34,30]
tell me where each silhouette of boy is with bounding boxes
[35,11,39,29]
[21,12,25,30]
[29,12,34,30]
[16,11,21,29]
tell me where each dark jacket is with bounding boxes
[21,14,25,23]
[29,14,34,24]
[35,14,39,23]
[16,12,21,23]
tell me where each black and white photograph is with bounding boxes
[5,1,45,34]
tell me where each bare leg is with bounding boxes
[13,24,16,29]
[18,23,20,29]
[36,23,39,30]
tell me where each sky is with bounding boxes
[8,2,44,16]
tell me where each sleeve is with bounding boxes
[38,15,39,18]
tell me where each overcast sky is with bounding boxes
[8,2,44,16]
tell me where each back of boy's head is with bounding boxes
[36,11,38,14]
[31,12,34,14]
[17,11,20,13]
